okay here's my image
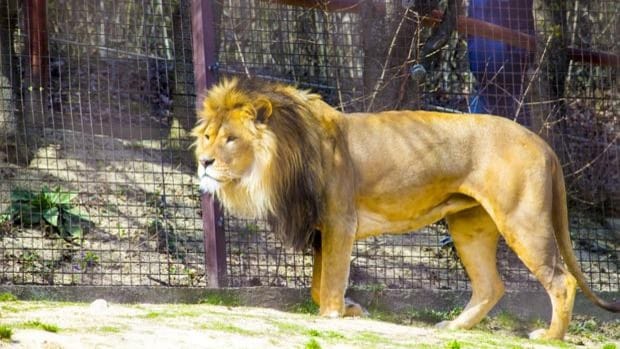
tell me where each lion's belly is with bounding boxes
[354,193,479,239]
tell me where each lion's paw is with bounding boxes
[344,298,367,317]
[435,320,461,330]
[320,310,342,319]
[528,329,548,340]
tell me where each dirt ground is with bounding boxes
[1,299,618,349]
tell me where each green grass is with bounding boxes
[199,292,240,307]
[305,338,322,349]
[602,343,617,349]
[290,299,319,314]
[19,320,60,333]
[0,325,13,340]
[307,329,345,340]
[406,307,463,323]
[143,311,163,319]
[97,326,122,333]
[445,339,461,349]
[200,321,258,337]
[0,292,17,302]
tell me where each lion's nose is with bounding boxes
[200,157,215,168]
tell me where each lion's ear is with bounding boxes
[253,98,273,123]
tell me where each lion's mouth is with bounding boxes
[204,173,226,183]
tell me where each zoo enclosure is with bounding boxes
[0,0,618,292]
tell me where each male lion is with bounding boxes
[192,78,619,340]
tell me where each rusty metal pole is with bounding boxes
[191,0,226,288]
[25,0,48,87]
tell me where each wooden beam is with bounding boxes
[191,0,227,288]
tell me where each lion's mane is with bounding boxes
[204,79,329,250]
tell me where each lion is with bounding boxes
[192,78,619,340]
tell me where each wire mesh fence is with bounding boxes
[1,0,204,286]
[0,0,618,292]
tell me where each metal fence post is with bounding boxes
[191,0,226,288]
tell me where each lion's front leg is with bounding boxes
[317,226,358,318]
[311,243,322,306]
[312,241,365,317]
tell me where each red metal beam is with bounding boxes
[191,0,227,288]
[24,0,48,87]
[259,0,384,13]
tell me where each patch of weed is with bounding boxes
[305,338,322,349]
[0,325,12,340]
[494,310,521,330]
[98,326,122,333]
[199,292,240,307]
[307,329,345,340]
[445,339,461,349]
[569,318,598,336]
[20,320,59,333]
[201,321,258,336]
[0,293,17,302]
[1,305,19,313]
[354,331,384,346]
[367,308,403,323]
[290,299,318,314]
[143,311,163,319]
[407,307,462,323]
[271,320,307,335]
[602,343,617,349]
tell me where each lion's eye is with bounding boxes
[204,134,210,141]
[226,136,237,144]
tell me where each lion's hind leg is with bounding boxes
[437,206,505,330]
[501,215,577,340]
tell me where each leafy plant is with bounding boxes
[80,251,100,269]
[0,187,92,240]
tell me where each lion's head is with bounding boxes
[191,78,329,249]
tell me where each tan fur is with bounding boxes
[192,78,619,340]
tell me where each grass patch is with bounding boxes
[290,299,318,314]
[0,293,17,302]
[307,329,345,340]
[199,292,240,307]
[97,326,122,333]
[0,325,13,340]
[1,305,19,313]
[200,321,258,337]
[602,343,617,349]
[407,307,462,323]
[143,311,164,319]
[445,339,461,349]
[271,320,308,335]
[304,338,322,349]
[19,320,60,333]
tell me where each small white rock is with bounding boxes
[90,299,109,313]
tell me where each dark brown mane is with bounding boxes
[237,79,326,250]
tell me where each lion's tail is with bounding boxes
[552,158,620,312]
